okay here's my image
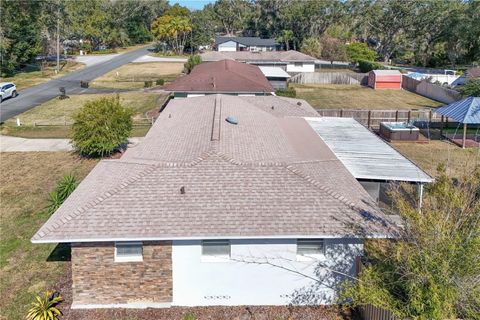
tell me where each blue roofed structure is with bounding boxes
[434,97,480,148]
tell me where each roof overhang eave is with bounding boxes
[31,233,397,244]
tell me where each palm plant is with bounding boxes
[46,174,78,215]
[26,291,63,320]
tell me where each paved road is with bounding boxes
[0,46,151,122]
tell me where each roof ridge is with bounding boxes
[285,164,359,210]
[36,164,157,239]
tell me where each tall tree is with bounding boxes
[151,8,192,54]
[213,0,253,35]
[0,0,43,75]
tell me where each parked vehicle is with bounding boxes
[0,82,17,103]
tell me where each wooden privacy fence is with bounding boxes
[356,257,398,320]
[316,108,441,129]
[290,72,368,85]
[401,75,461,104]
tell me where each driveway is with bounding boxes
[75,54,120,67]
[132,55,187,63]
[0,46,151,122]
[0,135,143,152]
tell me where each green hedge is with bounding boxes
[358,59,385,73]
[275,87,296,98]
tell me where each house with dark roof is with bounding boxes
[164,59,274,98]
[201,50,318,73]
[215,36,277,52]
[33,94,399,309]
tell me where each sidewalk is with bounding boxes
[0,136,142,152]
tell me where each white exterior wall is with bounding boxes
[286,63,315,73]
[172,238,363,306]
[218,41,238,52]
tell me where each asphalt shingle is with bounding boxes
[32,95,396,243]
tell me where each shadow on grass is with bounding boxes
[47,243,71,262]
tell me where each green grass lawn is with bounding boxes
[90,62,184,89]
[1,92,167,138]
[0,152,98,320]
[293,84,442,110]
[1,61,85,91]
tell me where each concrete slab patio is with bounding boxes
[0,136,142,152]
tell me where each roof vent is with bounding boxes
[297,101,302,106]
[225,116,238,125]
[180,186,185,194]
[271,106,275,110]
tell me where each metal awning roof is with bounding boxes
[434,97,480,124]
[305,117,433,183]
[259,66,291,78]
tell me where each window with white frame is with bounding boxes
[297,239,324,258]
[114,242,143,262]
[201,240,230,259]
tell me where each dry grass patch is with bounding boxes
[2,61,85,91]
[1,92,167,138]
[91,62,184,89]
[0,152,98,320]
[4,92,167,126]
[392,140,479,178]
[293,84,442,110]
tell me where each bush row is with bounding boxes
[275,87,296,98]
[357,59,385,73]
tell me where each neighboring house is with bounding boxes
[258,66,291,89]
[164,59,274,98]
[306,117,433,205]
[368,70,402,90]
[201,50,317,73]
[215,36,277,52]
[33,94,397,309]
[451,68,479,88]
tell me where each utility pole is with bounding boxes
[56,2,60,73]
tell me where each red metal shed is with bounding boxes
[368,70,402,90]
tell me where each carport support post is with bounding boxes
[440,115,444,138]
[462,123,467,149]
[418,183,424,212]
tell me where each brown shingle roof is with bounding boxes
[32,95,396,243]
[164,59,274,93]
[200,50,317,63]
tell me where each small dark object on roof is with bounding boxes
[180,186,185,194]
[226,116,238,125]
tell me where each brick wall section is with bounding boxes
[71,241,172,305]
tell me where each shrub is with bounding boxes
[46,174,78,214]
[346,43,377,63]
[26,291,63,320]
[182,313,196,320]
[184,55,202,74]
[275,87,296,98]
[301,37,322,58]
[144,80,153,88]
[156,79,165,86]
[357,59,385,73]
[458,78,480,97]
[71,95,134,157]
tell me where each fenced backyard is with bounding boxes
[315,108,442,129]
[290,72,368,85]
